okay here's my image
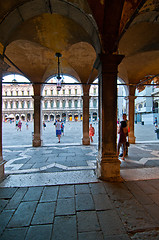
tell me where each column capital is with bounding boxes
[82,84,90,95]
[82,95,90,100]
[32,95,43,101]
[125,95,137,101]
[33,83,43,96]
[128,85,136,95]
[0,58,9,72]
[99,53,124,71]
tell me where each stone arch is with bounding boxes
[0,0,101,54]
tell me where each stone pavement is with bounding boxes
[1,180,159,239]
[2,121,159,146]
[1,122,159,239]
[0,143,159,239]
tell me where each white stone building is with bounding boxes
[2,80,98,122]
[135,85,159,124]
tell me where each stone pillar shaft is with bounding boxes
[0,72,3,161]
[0,59,9,180]
[82,85,90,145]
[97,54,124,181]
[128,86,136,144]
[32,84,43,147]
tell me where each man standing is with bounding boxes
[56,119,61,143]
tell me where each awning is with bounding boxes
[6,114,15,119]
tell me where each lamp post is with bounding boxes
[55,53,63,91]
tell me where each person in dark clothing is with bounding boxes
[119,113,129,157]
[117,118,128,160]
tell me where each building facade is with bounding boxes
[2,82,98,122]
[135,85,159,124]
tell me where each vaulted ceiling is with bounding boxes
[0,0,159,88]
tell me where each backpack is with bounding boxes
[123,126,128,135]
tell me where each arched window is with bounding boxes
[75,100,78,108]
[51,101,54,108]
[27,101,30,109]
[62,100,66,108]
[10,101,13,109]
[69,100,72,108]
[22,101,25,109]
[93,99,97,108]
[5,102,8,109]
[57,100,60,108]
[16,101,19,108]
[153,101,158,113]
[139,104,142,110]
[45,101,48,109]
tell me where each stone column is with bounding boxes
[91,113,93,122]
[32,84,43,147]
[97,54,124,181]
[128,86,136,144]
[82,85,90,145]
[0,59,9,180]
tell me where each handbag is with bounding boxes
[126,142,130,147]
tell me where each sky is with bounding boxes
[2,74,79,83]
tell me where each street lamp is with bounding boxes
[55,53,63,91]
[12,73,17,83]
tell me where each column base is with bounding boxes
[82,137,90,145]
[96,155,122,182]
[0,158,6,181]
[32,139,43,147]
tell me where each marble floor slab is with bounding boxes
[121,167,159,181]
[0,170,98,187]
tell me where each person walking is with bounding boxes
[89,123,95,143]
[117,118,128,160]
[61,122,64,136]
[18,120,22,131]
[154,117,158,128]
[56,119,61,143]
[43,121,46,130]
[26,120,29,130]
[119,113,129,157]
[15,119,19,131]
